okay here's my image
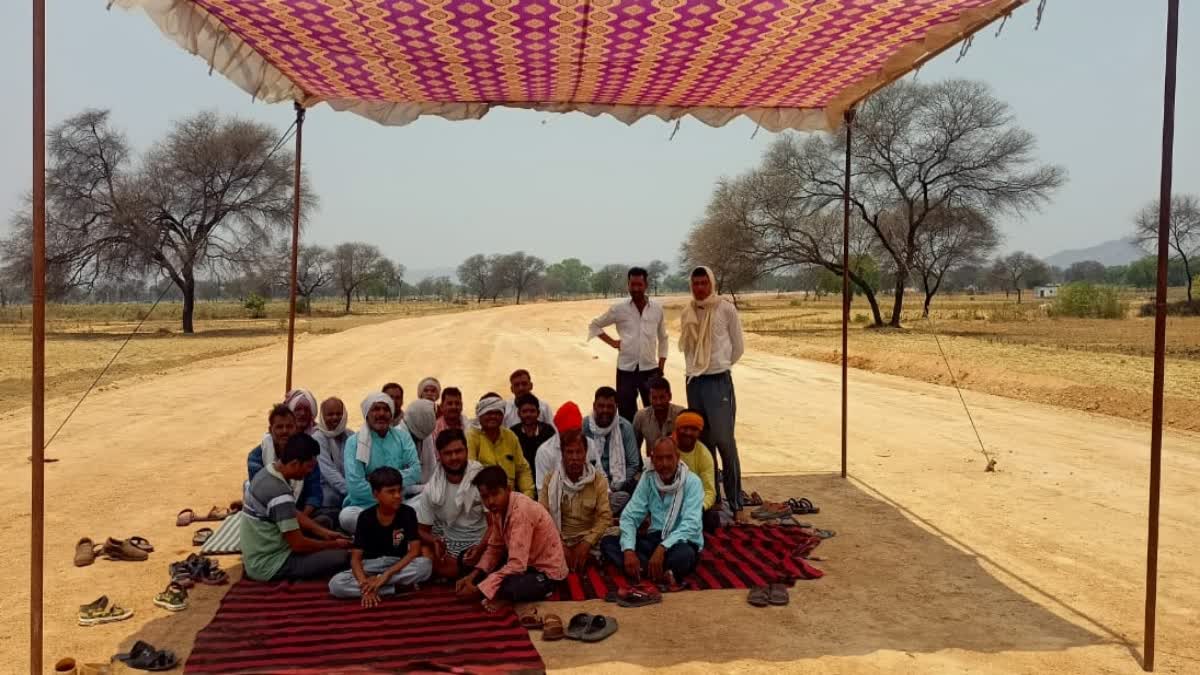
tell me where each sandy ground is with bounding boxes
[1,299,1197,674]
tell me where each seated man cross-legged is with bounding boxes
[340,393,423,533]
[672,410,717,512]
[247,404,325,521]
[456,466,568,611]
[540,425,611,572]
[601,437,704,586]
[468,395,535,497]
[413,429,489,579]
[583,386,641,514]
[241,434,352,582]
[329,467,433,606]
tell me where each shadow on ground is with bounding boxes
[112,474,1117,673]
[535,473,1115,670]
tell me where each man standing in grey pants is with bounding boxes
[679,266,747,524]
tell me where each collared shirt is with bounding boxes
[315,431,349,508]
[476,492,569,599]
[582,416,641,493]
[632,403,684,454]
[539,469,612,548]
[342,428,422,509]
[511,421,557,482]
[680,441,717,510]
[619,471,705,552]
[468,427,535,496]
[502,399,554,429]
[589,297,668,372]
[684,301,745,377]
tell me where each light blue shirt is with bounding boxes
[619,470,704,552]
[342,428,421,508]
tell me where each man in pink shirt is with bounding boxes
[455,466,568,611]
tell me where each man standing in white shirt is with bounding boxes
[588,266,668,422]
[678,265,747,523]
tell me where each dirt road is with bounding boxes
[2,299,1196,673]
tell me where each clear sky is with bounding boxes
[0,1,1196,277]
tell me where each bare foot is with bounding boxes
[735,510,753,525]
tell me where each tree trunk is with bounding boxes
[181,269,196,334]
[303,292,313,316]
[1016,287,1023,304]
[922,290,934,318]
[1182,255,1193,303]
[515,288,522,305]
[344,290,352,314]
[888,275,906,327]
[861,287,885,326]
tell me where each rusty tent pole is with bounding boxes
[841,109,855,479]
[30,0,47,672]
[285,103,305,395]
[1144,0,1179,670]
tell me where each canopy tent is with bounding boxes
[25,0,1180,672]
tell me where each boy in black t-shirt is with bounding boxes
[329,467,432,606]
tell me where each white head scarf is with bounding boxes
[405,399,437,441]
[545,459,598,533]
[679,265,724,374]
[424,459,484,513]
[285,388,319,434]
[475,395,506,419]
[417,377,442,401]
[356,393,395,465]
[317,397,348,438]
[586,413,627,486]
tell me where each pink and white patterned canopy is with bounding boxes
[115,0,1022,130]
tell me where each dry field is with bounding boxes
[2,298,1198,674]
[706,290,1200,433]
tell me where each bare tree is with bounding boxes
[681,179,766,307]
[331,242,385,313]
[457,254,494,303]
[1134,194,1199,302]
[496,251,546,304]
[275,243,334,315]
[3,109,316,333]
[1063,260,1107,284]
[990,251,1050,304]
[911,206,1000,317]
[761,80,1064,326]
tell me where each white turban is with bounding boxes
[475,395,506,418]
[356,393,395,465]
[316,397,348,438]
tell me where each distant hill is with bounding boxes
[1045,238,1145,268]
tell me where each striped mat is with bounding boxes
[186,582,545,673]
[198,512,243,556]
[550,524,825,602]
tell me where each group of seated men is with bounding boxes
[241,369,718,610]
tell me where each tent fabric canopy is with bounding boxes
[116,0,1023,131]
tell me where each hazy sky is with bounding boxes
[0,1,1196,276]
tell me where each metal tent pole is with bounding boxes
[285,103,305,394]
[1143,0,1179,670]
[841,109,855,479]
[30,0,47,672]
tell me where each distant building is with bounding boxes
[1034,284,1060,299]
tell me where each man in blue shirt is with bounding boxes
[601,436,704,585]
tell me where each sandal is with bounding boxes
[656,571,687,593]
[565,613,593,640]
[580,615,619,642]
[751,503,792,520]
[74,538,102,567]
[154,582,189,612]
[79,598,134,626]
[191,528,214,546]
[519,608,543,630]
[767,582,790,606]
[747,586,770,607]
[79,595,108,614]
[128,536,154,553]
[101,537,149,562]
[199,506,230,522]
[175,509,194,527]
[116,641,178,672]
[788,498,820,515]
[616,587,662,608]
[542,613,565,641]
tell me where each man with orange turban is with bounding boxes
[673,410,716,511]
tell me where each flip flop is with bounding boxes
[788,498,820,515]
[101,537,149,562]
[565,613,593,640]
[580,615,619,643]
[747,586,770,607]
[128,536,154,553]
[199,506,230,522]
[191,528,214,546]
[117,643,178,672]
[542,614,565,641]
[175,509,194,527]
[519,608,544,630]
[616,588,662,608]
[767,583,790,606]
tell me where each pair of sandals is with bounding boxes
[603,580,666,608]
[176,504,239,527]
[77,595,134,626]
[519,609,617,642]
[75,536,153,566]
[169,554,228,588]
[115,640,177,672]
[752,498,820,520]
[747,583,790,607]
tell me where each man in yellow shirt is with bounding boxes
[673,410,716,511]
[468,395,535,497]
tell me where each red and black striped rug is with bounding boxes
[550,524,826,602]
[186,582,545,674]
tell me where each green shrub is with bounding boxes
[1050,283,1127,319]
[242,293,267,319]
